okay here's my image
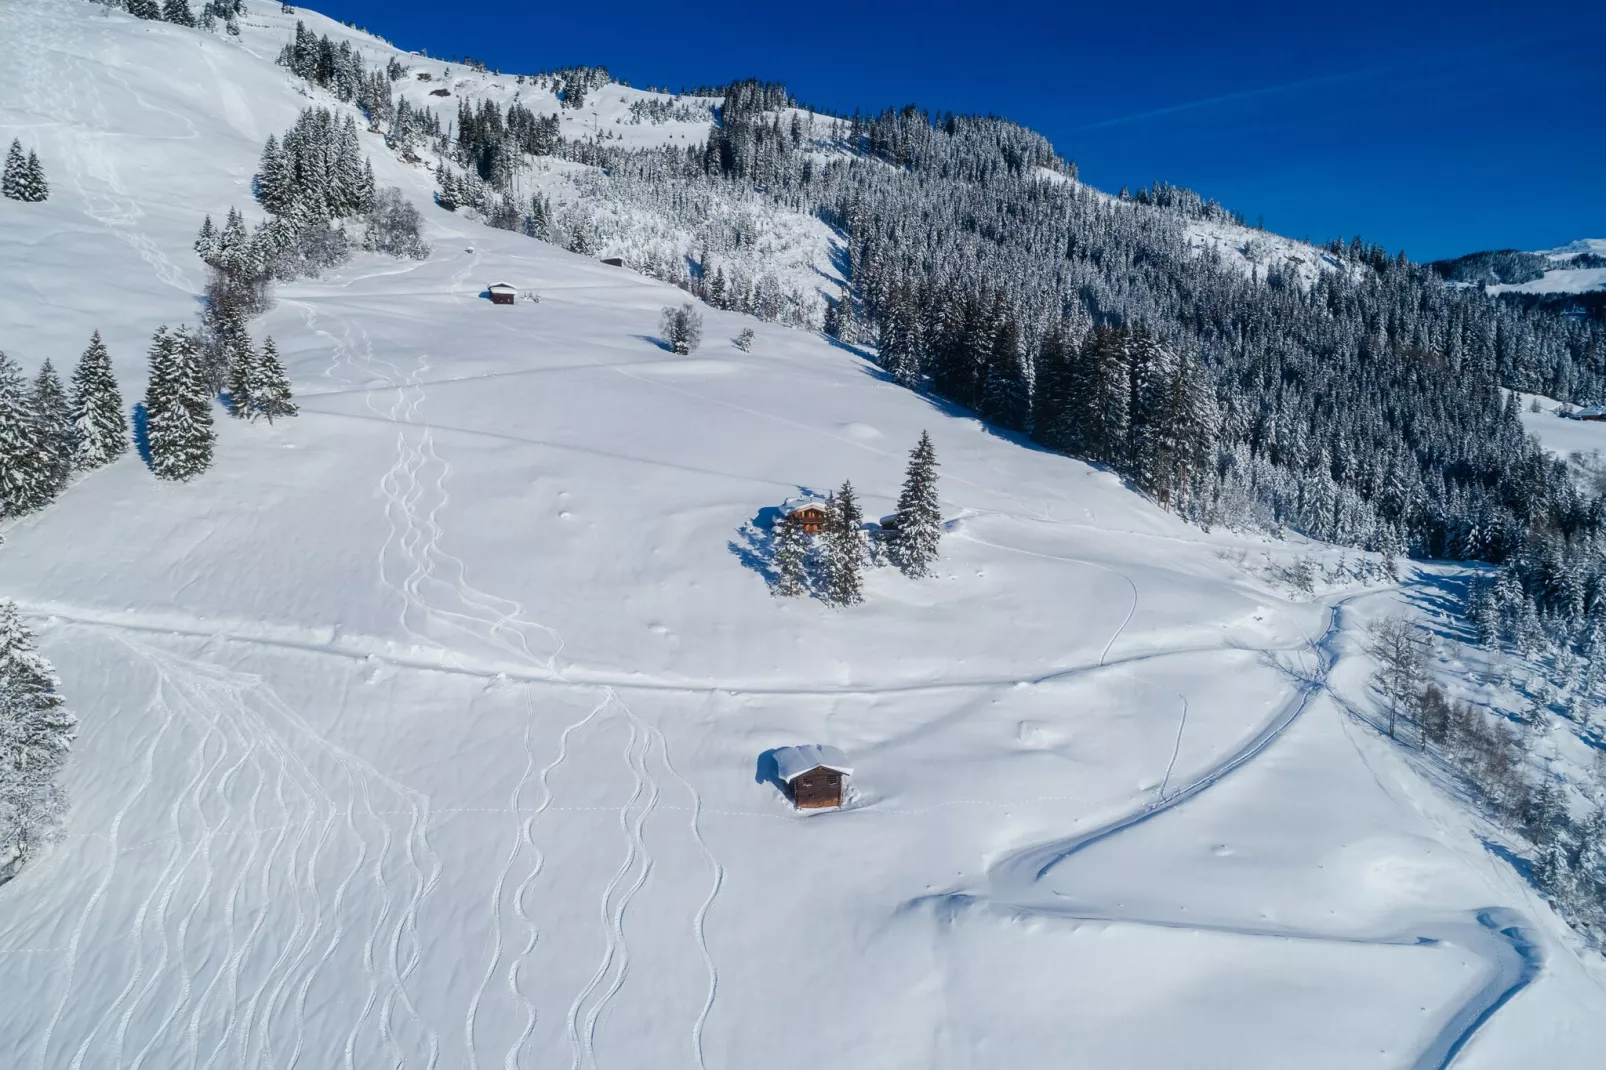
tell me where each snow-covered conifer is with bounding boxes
[773,514,808,597]
[891,430,942,578]
[824,482,866,606]
[162,0,197,27]
[252,337,297,423]
[69,332,128,471]
[225,335,260,418]
[256,134,296,217]
[144,326,215,481]
[126,0,163,19]
[0,600,76,881]
[31,361,72,497]
[1,140,24,200]
[16,151,48,202]
[0,352,56,517]
[194,214,220,266]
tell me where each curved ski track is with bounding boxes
[0,633,442,1070]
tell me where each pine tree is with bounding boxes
[144,327,216,481]
[126,0,163,19]
[5,148,48,203]
[30,361,72,497]
[892,430,942,578]
[256,135,296,217]
[0,140,24,200]
[0,352,56,517]
[252,337,297,423]
[773,514,808,597]
[0,600,77,877]
[70,332,129,471]
[225,335,260,418]
[193,214,220,266]
[19,152,48,202]
[981,314,1029,431]
[824,481,866,606]
[162,0,197,27]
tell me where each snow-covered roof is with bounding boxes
[1570,407,1606,419]
[773,745,852,783]
[783,500,827,515]
[487,282,517,292]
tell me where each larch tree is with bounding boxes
[0,600,77,881]
[892,430,942,578]
[70,332,129,471]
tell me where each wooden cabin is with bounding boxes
[488,283,517,306]
[601,256,624,267]
[878,513,901,533]
[774,745,852,809]
[1574,407,1606,422]
[783,501,829,535]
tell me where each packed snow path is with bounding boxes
[2,1,1603,1065]
[922,594,1546,1070]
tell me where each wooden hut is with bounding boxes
[782,501,829,535]
[773,745,852,809]
[1574,407,1606,422]
[487,283,517,305]
[601,256,624,267]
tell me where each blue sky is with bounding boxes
[311,0,1605,261]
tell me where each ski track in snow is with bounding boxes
[11,8,198,296]
[291,288,723,1068]
[917,593,1544,1070]
[2,633,444,1069]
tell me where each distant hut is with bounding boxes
[1574,406,1606,422]
[487,282,517,305]
[877,513,901,533]
[773,745,852,809]
[601,256,624,267]
[782,500,829,535]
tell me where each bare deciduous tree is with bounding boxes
[1365,616,1426,740]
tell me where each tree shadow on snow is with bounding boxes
[631,333,675,353]
[131,402,152,470]
[727,489,831,596]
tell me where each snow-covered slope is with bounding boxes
[1,2,1604,1067]
[1483,240,1606,296]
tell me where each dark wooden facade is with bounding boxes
[601,257,624,267]
[488,284,517,305]
[787,766,844,808]
[787,504,828,534]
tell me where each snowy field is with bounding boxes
[1,2,1605,1067]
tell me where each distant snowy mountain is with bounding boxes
[1432,239,1606,295]
[2,3,1606,1068]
